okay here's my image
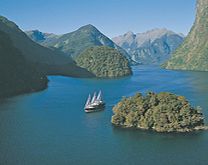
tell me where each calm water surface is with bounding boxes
[1,66,208,165]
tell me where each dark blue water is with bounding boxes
[1,66,208,165]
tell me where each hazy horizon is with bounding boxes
[0,0,196,37]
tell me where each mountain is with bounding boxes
[0,30,48,98]
[163,0,208,71]
[25,30,61,44]
[75,46,132,78]
[112,28,184,65]
[26,24,132,61]
[0,16,93,78]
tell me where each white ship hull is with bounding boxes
[85,103,105,113]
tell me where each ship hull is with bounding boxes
[85,103,105,113]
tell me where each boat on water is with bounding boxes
[84,91,105,113]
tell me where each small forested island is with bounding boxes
[111,92,207,133]
[75,46,132,78]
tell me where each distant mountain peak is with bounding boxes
[81,24,95,28]
[112,28,184,65]
[137,28,175,40]
[78,24,98,32]
[124,31,135,36]
[27,24,131,61]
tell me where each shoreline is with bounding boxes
[111,123,208,133]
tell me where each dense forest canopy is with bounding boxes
[112,92,206,132]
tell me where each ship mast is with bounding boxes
[85,94,91,108]
[91,92,97,103]
[96,90,102,101]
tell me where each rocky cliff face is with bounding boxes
[113,29,184,65]
[163,0,208,71]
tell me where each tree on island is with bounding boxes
[111,92,206,133]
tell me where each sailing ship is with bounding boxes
[84,91,105,113]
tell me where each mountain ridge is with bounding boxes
[163,0,208,71]
[25,24,132,62]
[112,28,184,64]
[25,29,61,44]
[0,15,93,78]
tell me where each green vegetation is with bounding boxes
[163,0,208,71]
[38,24,131,61]
[111,92,206,132]
[0,15,93,78]
[0,31,48,98]
[75,46,132,78]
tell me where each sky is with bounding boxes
[0,0,196,38]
